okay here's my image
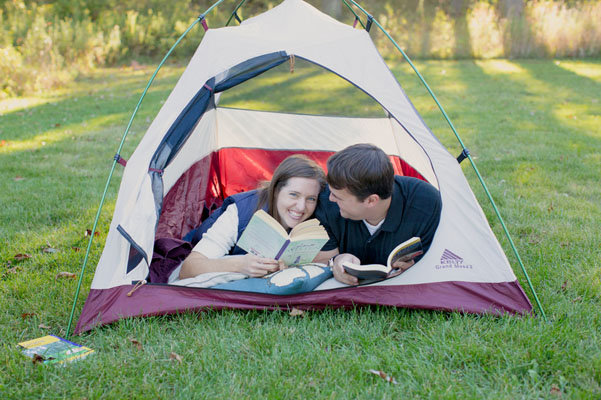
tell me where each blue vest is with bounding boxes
[182,190,266,255]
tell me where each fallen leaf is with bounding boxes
[32,354,45,364]
[38,323,51,329]
[72,247,81,252]
[14,253,32,261]
[55,272,76,279]
[0,139,7,147]
[21,312,36,319]
[42,247,59,254]
[560,280,568,291]
[7,266,21,274]
[368,369,398,385]
[169,352,183,363]
[289,308,305,317]
[547,201,554,212]
[85,229,99,237]
[54,123,61,127]
[130,338,143,350]
[572,296,582,303]
[14,176,25,182]
[550,384,562,396]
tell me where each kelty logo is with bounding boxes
[435,249,473,269]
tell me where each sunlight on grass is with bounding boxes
[475,60,527,75]
[0,96,62,114]
[220,99,281,111]
[553,104,601,138]
[0,114,127,153]
[555,61,601,82]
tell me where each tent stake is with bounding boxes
[65,0,229,338]
[343,0,547,321]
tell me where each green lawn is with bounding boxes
[1,58,600,398]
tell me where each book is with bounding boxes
[342,236,423,279]
[236,209,329,266]
[18,335,94,364]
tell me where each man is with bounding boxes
[314,143,442,285]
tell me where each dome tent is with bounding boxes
[70,0,540,335]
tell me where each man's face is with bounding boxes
[328,187,370,221]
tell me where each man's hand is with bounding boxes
[387,259,416,278]
[332,253,360,286]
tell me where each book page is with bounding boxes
[280,237,328,266]
[236,211,288,259]
[387,237,423,267]
[289,219,328,241]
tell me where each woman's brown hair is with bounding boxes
[256,155,326,223]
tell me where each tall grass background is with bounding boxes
[1,0,600,98]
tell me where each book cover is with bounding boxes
[19,335,94,364]
[236,210,329,266]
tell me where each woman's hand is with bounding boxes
[236,254,281,277]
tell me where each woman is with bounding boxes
[179,155,326,279]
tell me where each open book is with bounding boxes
[342,237,423,279]
[236,209,329,266]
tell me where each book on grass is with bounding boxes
[19,335,94,364]
[342,236,423,279]
[236,209,329,266]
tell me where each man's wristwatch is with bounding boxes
[328,254,340,268]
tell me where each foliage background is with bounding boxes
[1,0,601,97]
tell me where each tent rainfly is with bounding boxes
[71,0,539,335]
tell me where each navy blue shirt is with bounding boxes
[315,176,442,265]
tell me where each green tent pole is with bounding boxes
[226,0,249,26]
[65,0,229,338]
[343,0,546,321]
[341,0,366,29]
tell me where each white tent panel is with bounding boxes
[163,108,218,193]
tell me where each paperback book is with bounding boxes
[342,236,423,279]
[236,209,329,266]
[19,335,94,364]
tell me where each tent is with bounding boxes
[72,0,537,335]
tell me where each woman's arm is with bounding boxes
[178,204,281,279]
[179,252,281,279]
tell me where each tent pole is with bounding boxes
[65,0,229,338]
[341,0,366,29]
[343,0,546,321]
[226,0,249,26]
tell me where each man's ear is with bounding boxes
[364,194,380,207]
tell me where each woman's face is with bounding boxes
[276,177,321,230]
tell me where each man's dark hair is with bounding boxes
[327,143,394,201]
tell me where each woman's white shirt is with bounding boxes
[191,204,239,258]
